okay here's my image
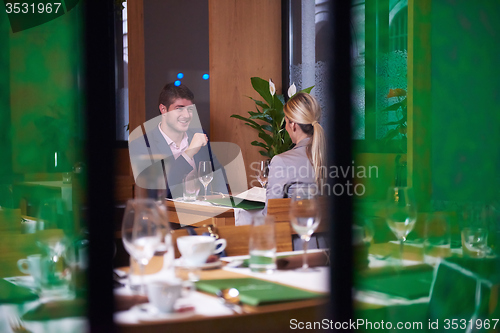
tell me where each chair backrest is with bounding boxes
[170,223,293,258]
[267,198,329,234]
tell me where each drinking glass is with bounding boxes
[249,216,276,273]
[36,198,74,300]
[183,171,200,201]
[424,212,451,264]
[154,200,174,273]
[198,161,214,200]
[385,187,417,265]
[289,184,320,272]
[257,160,270,188]
[461,227,489,258]
[121,199,162,294]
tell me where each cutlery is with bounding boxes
[216,288,244,314]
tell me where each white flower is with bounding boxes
[269,79,276,96]
[287,83,297,98]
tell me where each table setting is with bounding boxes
[111,194,331,327]
[3,185,498,331]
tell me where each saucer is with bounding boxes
[131,303,195,322]
[5,276,38,290]
[174,258,223,270]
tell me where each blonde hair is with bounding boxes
[283,92,326,186]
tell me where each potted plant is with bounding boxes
[380,88,407,186]
[231,77,314,159]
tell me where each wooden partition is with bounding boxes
[209,0,282,187]
[127,0,146,133]
[126,0,282,191]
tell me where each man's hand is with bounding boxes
[184,133,208,159]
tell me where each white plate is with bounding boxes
[131,303,195,322]
[174,258,222,270]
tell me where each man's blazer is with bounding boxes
[129,125,228,199]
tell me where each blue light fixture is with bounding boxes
[202,74,209,80]
[174,80,181,86]
[177,73,184,79]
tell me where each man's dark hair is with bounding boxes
[158,83,195,113]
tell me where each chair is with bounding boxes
[170,223,293,259]
[267,198,329,234]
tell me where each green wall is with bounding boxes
[4,5,83,175]
[431,0,500,202]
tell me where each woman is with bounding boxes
[265,92,326,208]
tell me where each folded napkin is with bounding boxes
[22,298,86,321]
[0,279,38,304]
[277,251,330,270]
[356,265,434,300]
[195,278,323,306]
[239,251,330,270]
[208,197,265,210]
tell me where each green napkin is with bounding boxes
[195,278,324,306]
[0,279,38,304]
[209,197,265,210]
[357,267,434,300]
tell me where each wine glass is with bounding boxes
[289,184,321,272]
[385,187,417,265]
[257,160,270,188]
[121,199,162,294]
[198,161,214,200]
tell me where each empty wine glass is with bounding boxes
[198,161,214,201]
[289,184,321,272]
[121,199,162,294]
[257,160,270,188]
[385,187,417,265]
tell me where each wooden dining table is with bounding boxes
[164,199,236,228]
[114,252,330,333]
[0,239,447,333]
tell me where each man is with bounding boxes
[129,83,227,199]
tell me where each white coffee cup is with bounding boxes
[176,235,227,266]
[147,281,182,313]
[17,254,42,287]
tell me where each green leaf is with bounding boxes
[248,111,262,117]
[251,141,268,149]
[299,85,315,94]
[261,124,273,132]
[247,96,269,110]
[259,150,271,158]
[230,114,260,127]
[382,128,401,141]
[276,94,285,106]
[249,113,273,123]
[251,77,274,106]
[244,123,265,133]
[380,103,402,112]
[258,132,274,146]
[380,98,407,112]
